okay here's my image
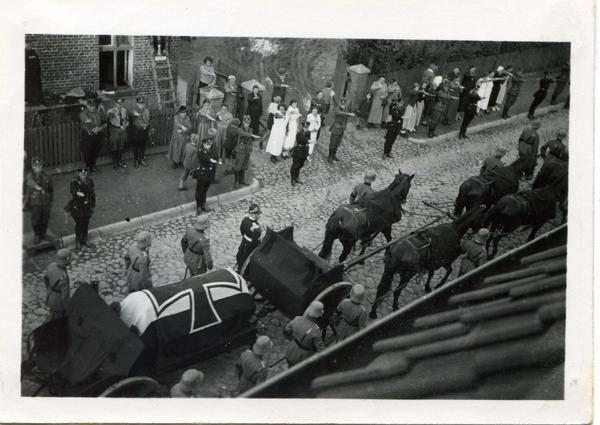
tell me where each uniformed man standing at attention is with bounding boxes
[327,98,354,163]
[480,147,507,175]
[130,96,151,168]
[283,301,326,368]
[44,248,74,322]
[124,230,153,292]
[458,228,489,277]
[107,98,129,170]
[181,215,213,276]
[332,284,367,342]
[235,335,273,394]
[25,157,54,245]
[235,203,262,274]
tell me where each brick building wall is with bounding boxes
[25,34,99,93]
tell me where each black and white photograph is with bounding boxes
[2,1,594,423]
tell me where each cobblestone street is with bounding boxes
[21,108,569,397]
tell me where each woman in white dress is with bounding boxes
[283,100,301,159]
[265,104,289,163]
[477,71,495,116]
[306,106,321,161]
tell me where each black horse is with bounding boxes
[532,156,568,224]
[485,186,557,258]
[369,205,486,318]
[454,157,530,216]
[318,171,414,263]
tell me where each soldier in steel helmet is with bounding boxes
[44,248,74,322]
[458,228,490,277]
[332,284,367,342]
[124,230,153,292]
[181,215,213,276]
[25,157,54,245]
[235,335,273,394]
[283,301,326,367]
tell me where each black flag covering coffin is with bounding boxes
[119,268,256,369]
[247,227,345,319]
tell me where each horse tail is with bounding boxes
[454,180,470,216]
[318,210,342,260]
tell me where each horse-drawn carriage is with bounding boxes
[21,227,359,397]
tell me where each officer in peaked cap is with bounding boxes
[68,167,95,249]
[458,228,489,277]
[124,230,154,292]
[283,301,326,367]
[181,215,213,276]
[25,157,54,245]
[235,203,262,274]
[332,284,367,342]
[235,335,273,394]
[44,248,74,322]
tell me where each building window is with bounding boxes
[99,36,134,89]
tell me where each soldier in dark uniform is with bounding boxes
[271,67,289,103]
[517,119,541,180]
[382,102,403,159]
[181,215,213,276]
[25,42,44,106]
[459,86,483,139]
[480,147,507,175]
[311,91,326,139]
[195,137,217,213]
[25,157,54,244]
[290,120,310,186]
[124,230,153,292]
[350,171,376,204]
[44,248,74,322]
[458,228,489,277]
[541,129,568,164]
[528,71,555,119]
[68,168,95,249]
[428,82,458,138]
[79,99,106,173]
[223,118,241,176]
[233,116,260,188]
[332,284,367,342]
[107,98,129,170]
[502,68,527,119]
[327,98,355,163]
[235,204,262,274]
[283,301,326,367]
[458,66,477,115]
[130,97,151,168]
[235,335,273,394]
[551,62,570,105]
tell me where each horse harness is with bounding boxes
[472,175,496,199]
[405,231,433,264]
[507,194,532,218]
[342,205,371,229]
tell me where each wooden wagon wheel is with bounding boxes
[97,376,166,398]
[312,281,353,346]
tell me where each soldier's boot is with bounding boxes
[117,150,127,168]
[327,149,334,163]
[332,147,341,162]
[428,123,437,138]
[234,171,240,189]
[550,95,558,105]
[239,170,249,186]
[112,151,119,170]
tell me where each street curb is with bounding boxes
[55,178,262,250]
[406,102,564,146]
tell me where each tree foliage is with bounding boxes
[343,40,558,74]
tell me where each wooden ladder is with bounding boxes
[151,53,176,110]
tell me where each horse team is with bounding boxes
[318,149,568,318]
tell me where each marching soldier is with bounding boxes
[170,369,205,398]
[458,228,489,277]
[283,301,326,368]
[67,167,95,249]
[44,248,74,322]
[540,129,568,164]
[181,215,213,276]
[107,98,129,170]
[130,96,151,168]
[235,203,262,274]
[235,335,273,394]
[480,147,507,175]
[25,157,54,245]
[124,230,153,292]
[517,119,541,180]
[332,284,367,342]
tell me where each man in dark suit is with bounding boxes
[291,121,311,186]
[195,138,217,213]
[459,86,483,139]
[328,99,354,163]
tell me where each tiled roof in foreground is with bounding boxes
[242,224,567,400]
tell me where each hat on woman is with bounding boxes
[306,301,324,318]
[531,120,542,129]
[350,284,365,303]
[136,231,153,248]
[364,171,377,183]
[248,204,261,214]
[178,105,187,113]
[474,228,490,244]
[195,215,210,230]
[252,335,273,356]
[56,248,74,266]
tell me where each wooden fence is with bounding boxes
[24,108,207,168]
[365,43,571,101]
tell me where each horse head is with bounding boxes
[454,204,487,235]
[388,171,415,203]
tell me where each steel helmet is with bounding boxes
[253,335,273,356]
[136,231,153,248]
[474,228,490,244]
[306,301,324,318]
[350,284,365,303]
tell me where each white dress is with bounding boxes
[477,78,493,110]
[283,106,300,150]
[265,112,289,156]
[306,113,321,155]
[497,75,510,105]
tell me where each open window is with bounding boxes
[99,36,134,89]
